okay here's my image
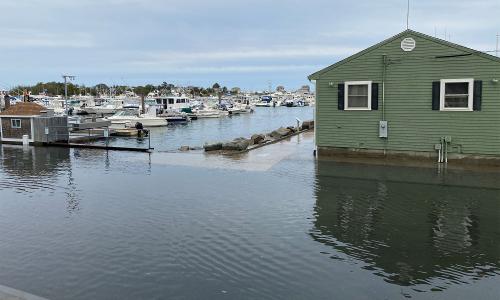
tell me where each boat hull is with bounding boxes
[84,107,118,115]
[107,117,168,127]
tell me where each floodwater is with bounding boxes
[101,106,315,151]
[0,112,499,300]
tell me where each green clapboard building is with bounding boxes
[309,29,500,163]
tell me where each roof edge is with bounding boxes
[308,29,500,80]
[308,30,411,80]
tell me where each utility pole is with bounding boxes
[62,74,75,114]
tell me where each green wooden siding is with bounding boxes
[314,31,500,156]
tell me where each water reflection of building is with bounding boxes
[311,161,500,289]
[0,145,70,178]
[0,145,80,213]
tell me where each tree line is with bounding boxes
[8,81,239,97]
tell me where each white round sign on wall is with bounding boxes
[401,37,416,52]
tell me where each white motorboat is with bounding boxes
[285,98,306,107]
[158,112,190,124]
[191,109,227,118]
[255,95,275,107]
[228,104,254,115]
[83,98,124,115]
[106,109,167,128]
[255,102,272,107]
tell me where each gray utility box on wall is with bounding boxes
[379,121,388,138]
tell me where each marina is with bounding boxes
[0,86,315,153]
[0,85,499,300]
[0,0,499,299]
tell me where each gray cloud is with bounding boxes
[0,0,498,89]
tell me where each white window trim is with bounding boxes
[440,79,474,112]
[344,81,372,111]
[11,119,22,129]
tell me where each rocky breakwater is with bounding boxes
[202,120,314,153]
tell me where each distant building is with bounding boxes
[276,86,286,93]
[297,85,311,95]
[309,29,500,163]
[0,102,68,144]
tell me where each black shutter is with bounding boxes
[473,80,482,111]
[371,83,379,110]
[338,83,345,110]
[432,81,440,110]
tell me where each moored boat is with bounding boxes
[106,110,168,128]
[190,109,228,118]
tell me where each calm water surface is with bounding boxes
[0,112,499,300]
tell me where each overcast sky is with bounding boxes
[0,0,498,91]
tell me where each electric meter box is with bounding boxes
[379,121,388,138]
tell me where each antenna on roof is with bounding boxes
[406,0,410,30]
[496,33,499,57]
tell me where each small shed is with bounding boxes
[0,102,68,144]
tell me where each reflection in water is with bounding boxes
[0,145,81,214]
[0,146,71,193]
[0,145,70,175]
[311,161,500,291]
[0,146,153,214]
[66,167,79,213]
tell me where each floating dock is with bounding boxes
[48,142,153,152]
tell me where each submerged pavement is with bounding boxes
[0,285,48,300]
[137,131,315,172]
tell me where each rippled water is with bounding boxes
[0,123,499,299]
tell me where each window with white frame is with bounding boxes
[440,79,474,111]
[11,119,21,129]
[345,81,372,110]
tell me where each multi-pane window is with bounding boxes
[344,81,372,110]
[11,119,21,128]
[440,79,474,111]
